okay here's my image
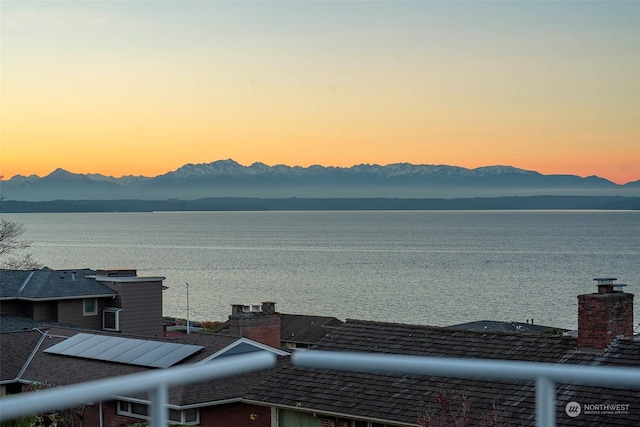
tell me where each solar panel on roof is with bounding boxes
[44,333,203,368]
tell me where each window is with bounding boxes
[103,307,121,331]
[117,401,199,425]
[117,400,148,418]
[83,299,97,316]
[183,409,198,423]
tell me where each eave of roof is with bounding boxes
[241,399,410,427]
[89,275,166,282]
[3,294,116,302]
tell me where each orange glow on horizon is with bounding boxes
[2,2,638,186]
[2,149,638,185]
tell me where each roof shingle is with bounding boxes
[246,319,640,426]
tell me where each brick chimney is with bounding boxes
[578,278,634,350]
[228,301,281,349]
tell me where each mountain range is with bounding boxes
[2,159,639,202]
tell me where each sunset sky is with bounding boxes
[1,1,639,184]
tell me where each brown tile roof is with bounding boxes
[0,330,43,382]
[246,319,640,426]
[17,326,281,407]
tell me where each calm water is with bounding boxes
[3,211,638,330]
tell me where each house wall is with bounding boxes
[200,402,271,427]
[20,302,35,319]
[0,300,20,315]
[80,401,138,427]
[56,299,103,330]
[31,301,55,321]
[78,400,271,427]
[100,280,163,337]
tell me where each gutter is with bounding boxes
[113,395,243,410]
[10,294,116,302]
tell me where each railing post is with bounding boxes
[536,375,555,427]
[150,383,168,427]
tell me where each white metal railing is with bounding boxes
[292,350,640,427]
[0,352,276,425]
[2,350,640,427]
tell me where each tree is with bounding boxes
[417,390,512,427]
[0,215,42,269]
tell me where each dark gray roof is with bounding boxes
[0,270,31,298]
[212,313,343,346]
[447,320,565,334]
[246,319,640,426]
[556,340,640,427]
[0,268,115,300]
[0,315,97,333]
[0,315,43,332]
[280,314,343,345]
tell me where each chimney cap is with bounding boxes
[594,277,617,283]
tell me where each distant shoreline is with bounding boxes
[2,196,639,213]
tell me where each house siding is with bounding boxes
[31,301,54,321]
[102,280,163,337]
[56,300,102,330]
[0,300,20,316]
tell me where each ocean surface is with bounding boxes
[3,210,638,331]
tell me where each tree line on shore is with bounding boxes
[3,195,639,213]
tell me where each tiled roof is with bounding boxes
[6,319,640,425]
[556,340,640,427]
[314,319,584,362]
[0,315,95,333]
[0,329,44,382]
[280,314,343,345]
[212,313,343,346]
[0,270,31,298]
[448,319,563,334]
[0,268,116,300]
[17,326,282,406]
[246,319,640,426]
[0,315,44,332]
